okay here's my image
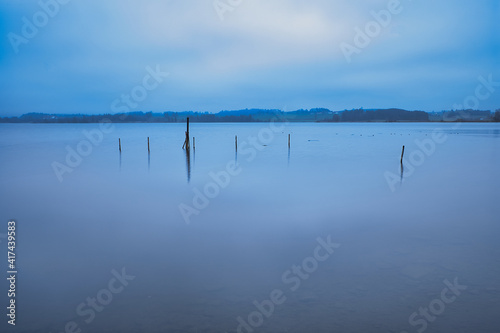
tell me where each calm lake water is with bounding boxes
[0,122,499,332]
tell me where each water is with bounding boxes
[0,122,499,332]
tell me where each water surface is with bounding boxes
[0,122,499,332]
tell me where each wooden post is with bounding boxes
[193,137,195,150]
[400,145,405,164]
[235,135,238,152]
[147,137,150,153]
[183,117,190,150]
[119,138,121,152]
[186,117,190,150]
[288,134,290,148]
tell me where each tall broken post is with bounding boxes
[186,117,190,150]
[182,117,190,150]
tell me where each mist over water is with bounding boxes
[0,122,499,332]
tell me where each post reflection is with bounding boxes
[400,161,404,185]
[185,147,191,183]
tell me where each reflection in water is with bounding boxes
[148,152,150,173]
[399,145,405,187]
[2,123,500,332]
[400,161,404,185]
[119,152,122,171]
[287,147,290,167]
[185,147,191,183]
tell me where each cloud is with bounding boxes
[0,0,498,115]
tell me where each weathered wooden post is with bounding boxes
[147,137,150,153]
[187,117,190,148]
[288,134,290,148]
[400,145,405,164]
[193,137,195,150]
[235,135,238,152]
[182,117,190,150]
[119,138,121,152]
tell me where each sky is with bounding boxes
[0,0,499,116]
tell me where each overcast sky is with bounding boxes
[0,0,499,116]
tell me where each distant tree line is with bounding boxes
[1,108,498,123]
[441,110,493,122]
[0,112,255,123]
[323,108,429,122]
[494,110,500,122]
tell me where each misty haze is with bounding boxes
[1,1,499,333]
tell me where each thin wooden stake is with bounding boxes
[183,117,190,150]
[288,134,290,148]
[400,145,405,164]
[186,117,190,150]
[119,138,121,152]
[193,137,195,150]
[235,135,238,152]
[147,137,150,153]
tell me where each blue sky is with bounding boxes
[0,0,499,116]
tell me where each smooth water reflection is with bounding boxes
[185,147,191,183]
[0,122,499,333]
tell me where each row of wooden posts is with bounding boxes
[119,137,403,160]
[117,118,292,153]
[117,117,405,163]
[118,135,291,152]
[119,137,151,153]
